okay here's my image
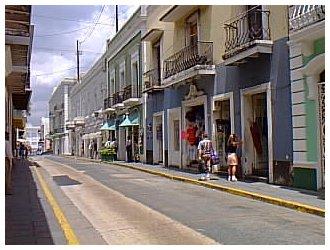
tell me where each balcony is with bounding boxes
[289,5,325,31]
[123,85,140,107]
[162,41,214,87]
[222,7,273,66]
[103,96,115,113]
[143,68,163,93]
[73,117,85,126]
[112,91,124,109]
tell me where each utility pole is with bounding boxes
[76,40,80,83]
[115,5,118,33]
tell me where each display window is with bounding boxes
[213,100,231,167]
[185,105,205,165]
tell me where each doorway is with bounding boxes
[168,107,181,167]
[153,113,164,164]
[241,82,273,181]
[213,99,231,167]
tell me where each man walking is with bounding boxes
[198,132,214,181]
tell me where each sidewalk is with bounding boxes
[5,158,61,244]
[61,155,325,217]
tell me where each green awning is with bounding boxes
[119,113,139,127]
[100,121,116,131]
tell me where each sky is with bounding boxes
[28,5,139,126]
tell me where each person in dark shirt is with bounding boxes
[226,134,242,181]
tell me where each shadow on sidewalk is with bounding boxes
[6,159,54,245]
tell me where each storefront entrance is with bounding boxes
[153,112,164,164]
[168,107,181,167]
[213,99,231,167]
[241,82,273,181]
[182,94,208,169]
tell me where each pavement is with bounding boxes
[60,155,325,217]
[5,158,106,245]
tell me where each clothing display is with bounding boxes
[187,144,197,161]
[250,121,262,155]
[186,126,198,145]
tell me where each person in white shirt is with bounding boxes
[197,132,214,181]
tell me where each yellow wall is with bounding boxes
[144,5,288,70]
[267,5,289,41]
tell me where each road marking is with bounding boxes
[33,165,79,245]
[56,155,326,217]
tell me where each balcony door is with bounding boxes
[152,41,161,84]
[186,11,199,46]
[247,5,263,40]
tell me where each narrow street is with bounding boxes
[26,155,325,244]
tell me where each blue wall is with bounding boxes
[214,37,293,161]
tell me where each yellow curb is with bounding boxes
[107,161,325,218]
[55,156,325,217]
[33,164,80,245]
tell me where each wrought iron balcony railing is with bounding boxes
[112,91,124,105]
[223,7,270,58]
[103,96,113,110]
[289,5,325,31]
[123,84,140,101]
[143,68,161,89]
[163,41,213,79]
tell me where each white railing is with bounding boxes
[289,5,325,31]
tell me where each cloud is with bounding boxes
[28,5,138,126]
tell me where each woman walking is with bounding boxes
[226,133,242,181]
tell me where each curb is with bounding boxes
[107,161,325,218]
[51,156,325,217]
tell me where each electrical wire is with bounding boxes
[32,67,87,77]
[80,5,106,44]
[34,26,91,37]
[32,14,115,26]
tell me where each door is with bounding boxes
[247,5,263,40]
[251,92,268,177]
[168,108,181,167]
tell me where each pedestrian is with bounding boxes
[89,140,93,159]
[24,145,29,159]
[226,133,242,181]
[126,136,132,162]
[197,132,214,181]
[19,142,24,160]
[93,139,98,159]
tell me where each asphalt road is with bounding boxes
[39,155,324,245]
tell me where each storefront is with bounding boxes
[181,85,208,169]
[240,82,273,181]
[118,109,142,162]
[212,92,235,168]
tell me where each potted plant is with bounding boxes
[99,148,111,161]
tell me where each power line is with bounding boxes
[32,66,87,77]
[80,5,106,44]
[32,14,115,26]
[34,26,91,37]
[31,46,103,54]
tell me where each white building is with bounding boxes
[49,78,77,155]
[67,55,107,158]
[25,124,40,154]
[40,117,50,152]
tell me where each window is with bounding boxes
[173,120,180,151]
[186,11,199,46]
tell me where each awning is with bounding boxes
[100,121,116,131]
[119,112,139,127]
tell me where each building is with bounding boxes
[49,78,77,155]
[141,5,295,186]
[67,55,107,158]
[5,5,33,193]
[40,117,51,152]
[103,6,147,161]
[288,5,325,190]
[25,124,41,154]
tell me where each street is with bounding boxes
[30,155,324,244]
